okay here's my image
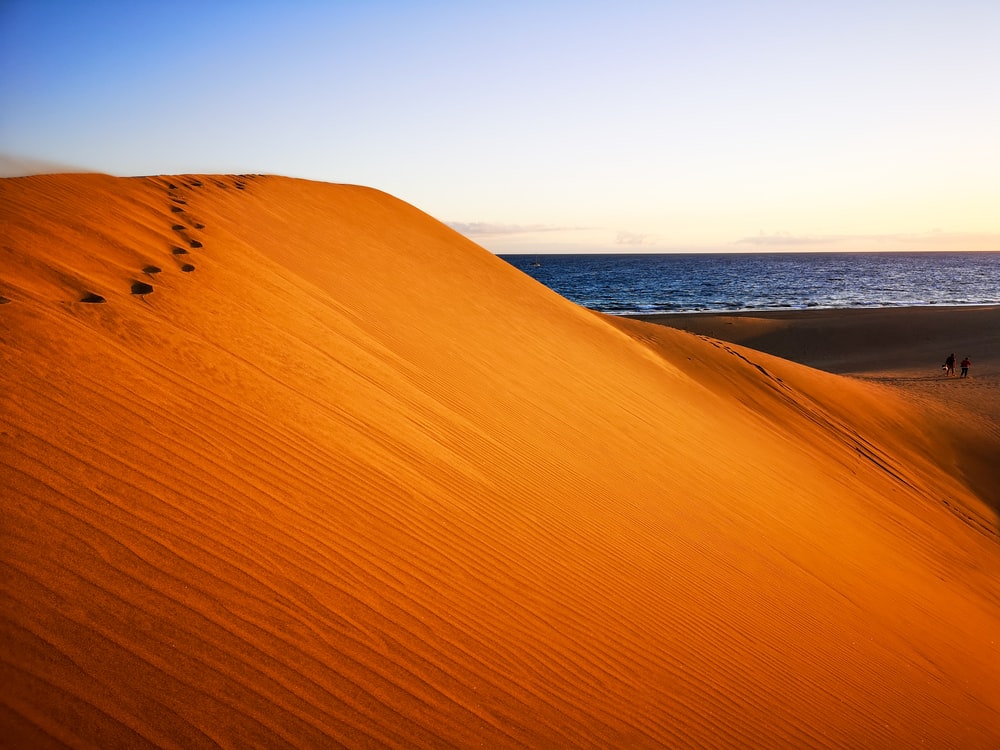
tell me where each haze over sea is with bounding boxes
[502,251,1000,315]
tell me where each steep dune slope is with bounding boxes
[2,174,998,748]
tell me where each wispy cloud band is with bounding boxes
[737,231,1000,250]
[447,221,578,237]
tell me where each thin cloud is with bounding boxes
[616,231,656,246]
[737,232,840,246]
[737,231,1000,250]
[447,221,579,237]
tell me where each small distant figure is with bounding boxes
[945,353,956,376]
[960,356,971,378]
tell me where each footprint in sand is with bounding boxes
[80,292,106,304]
[131,281,154,297]
[170,205,184,213]
[188,240,203,249]
[172,224,185,231]
[0,296,11,304]
[181,264,195,273]
[143,265,162,276]
[171,247,188,255]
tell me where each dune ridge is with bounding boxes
[2,174,999,748]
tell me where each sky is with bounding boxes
[2,0,998,253]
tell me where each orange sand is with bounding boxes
[1,174,998,748]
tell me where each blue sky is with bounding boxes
[2,1,998,252]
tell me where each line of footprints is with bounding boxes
[78,176,254,304]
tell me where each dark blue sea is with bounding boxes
[500,252,1000,315]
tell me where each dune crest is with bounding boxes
[2,174,998,748]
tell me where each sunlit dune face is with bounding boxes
[1,174,998,749]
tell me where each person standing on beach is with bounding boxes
[946,353,956,376]
[960,356,971,378]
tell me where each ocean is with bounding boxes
[500,251,1000,315]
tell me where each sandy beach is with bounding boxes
[2,174,998,748]
[635,306,1000,440]
[632,306,1000,374]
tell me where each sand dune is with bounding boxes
[637,307,1000,493]
[2,174,999,748]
